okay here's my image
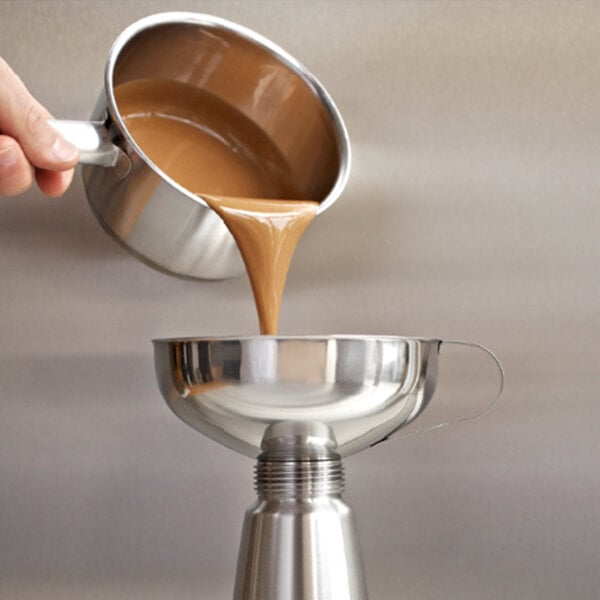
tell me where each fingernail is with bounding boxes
[0,144,18,167]
[51,136,78,163]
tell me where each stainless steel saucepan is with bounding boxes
[50,12,351,279]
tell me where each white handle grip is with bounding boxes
[48,119,121,167]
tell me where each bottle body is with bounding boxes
[233,454,368,600]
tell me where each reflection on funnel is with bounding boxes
[153,336,441,458]
[260,420,338,459]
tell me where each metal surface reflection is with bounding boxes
[53,12,350,279]
[153,334,500,600]
[153,335,440,458]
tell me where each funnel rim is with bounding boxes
[151,334,442,345]
[153,333,442,458]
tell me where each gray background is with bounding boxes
[1,1,599,598]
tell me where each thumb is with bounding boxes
[0,57,79,170]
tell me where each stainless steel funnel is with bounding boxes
[153,335,502,600]
[153,336,440,458]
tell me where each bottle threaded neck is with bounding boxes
[255,456,345,500]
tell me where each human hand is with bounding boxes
[0,57,79,197]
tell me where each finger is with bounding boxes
[0,57,79,171]
[35,167,75,198]
[0,134,35,196]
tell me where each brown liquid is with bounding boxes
[115,79,319,334]
[203,196,317,334]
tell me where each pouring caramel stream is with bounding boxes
[203,196,317,334]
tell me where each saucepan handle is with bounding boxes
[48,119,124,168]
[385,339,505,440]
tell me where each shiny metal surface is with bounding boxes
[71,12,351,279]
[235,454,367,600]
[48,119,125,168]
[153,335,502,599]
[153,335,440,458]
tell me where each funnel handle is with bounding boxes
[440,339,505,419]
[382,339,504,441]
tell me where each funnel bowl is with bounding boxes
[153,335,440,457]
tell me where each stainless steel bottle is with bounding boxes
[234,426,368,600]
